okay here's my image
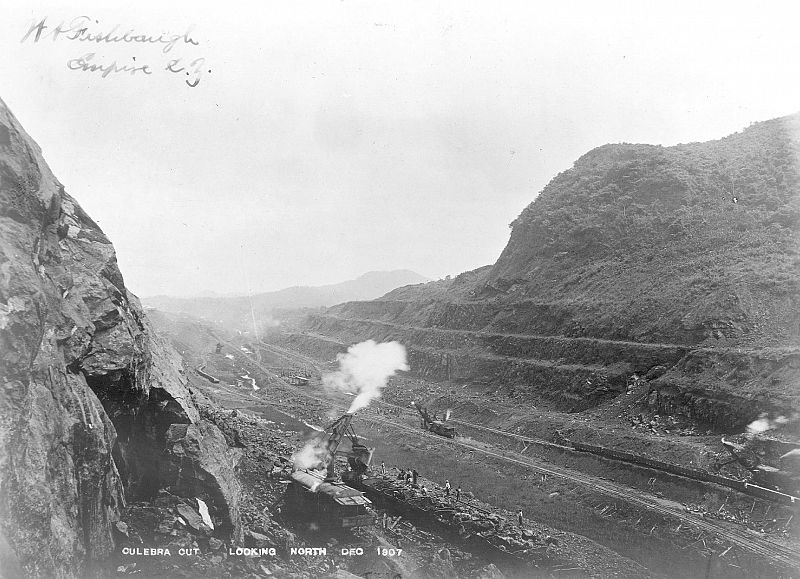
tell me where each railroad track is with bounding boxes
[214,338,800,571]
[255,340,323,374]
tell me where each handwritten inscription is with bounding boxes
[67,53,151,78]
[22,16,199,52]
[166,57,206,88]
[21,16,208,87]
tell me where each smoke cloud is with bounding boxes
[324,340,409,413]
[746,413,789,435]
[292,438,328,471]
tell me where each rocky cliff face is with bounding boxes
[0,99,241,577]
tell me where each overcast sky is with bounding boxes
[2,1,799,297]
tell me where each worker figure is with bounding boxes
[412,469,418,485]
[381,461,386,476]
[420,485,427,495]
[444,480,451,497]
[382,512,388,530]
[517,510,523,526]
[456,487,461,502]
[398,469,405,481]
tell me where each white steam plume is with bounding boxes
[292,438,328,471]
[323,340,409,413]
[746,413,789,435]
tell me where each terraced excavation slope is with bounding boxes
[287,114,800,431]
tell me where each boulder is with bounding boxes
[207,537,223,551]
[175,504,209,534]
[415,549,458,579]
[476,563,506,579]
[245,530,271,548]
[646,365,668,380]
[161,422,243,541]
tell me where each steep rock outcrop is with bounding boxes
[0,99,240,577]
[161,423,243,539]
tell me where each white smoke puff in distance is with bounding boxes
[747,417,771,434]
[292,438,328,471]
[324,340,409,413]
[746,413,789,435]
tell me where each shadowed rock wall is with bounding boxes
[0,98,240,577]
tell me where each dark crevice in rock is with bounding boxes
[84,371,191,501]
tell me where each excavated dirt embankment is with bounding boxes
[277,302,798,433]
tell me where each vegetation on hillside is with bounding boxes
[409,114,800,347]
[508,117,799,263]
